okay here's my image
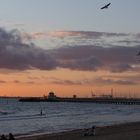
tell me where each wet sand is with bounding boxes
[17,122,140,140]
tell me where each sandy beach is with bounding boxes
[17,122,140,140]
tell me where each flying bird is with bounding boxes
[101,3,111,9]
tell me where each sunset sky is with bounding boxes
[0,0,140,97]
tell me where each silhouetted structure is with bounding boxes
[47,92,57,99]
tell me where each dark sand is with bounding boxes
[17,122,140,140]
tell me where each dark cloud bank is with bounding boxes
[52,45,140,72]
[0,28,57,70]
[0,28,140,72]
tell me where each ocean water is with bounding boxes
[0,98,140,137]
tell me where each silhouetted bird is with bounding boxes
[101,3,111,9]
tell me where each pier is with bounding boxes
[19,92,140,105]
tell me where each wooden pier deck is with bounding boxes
[19,97,140,105]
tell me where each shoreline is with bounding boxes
[17,121,140,140]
